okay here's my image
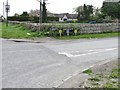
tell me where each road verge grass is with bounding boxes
[0,23,43,39]
[81,60,119,89]
[0,23,2,37]
[83,69,93,75]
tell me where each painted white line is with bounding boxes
[63,76,73,82]
[59,48,117,58]
[71,51,99,57]
[58,52,73,57]
[81,68,90,72]
[90,65,95,68]
[72,72,79,76]
[89,50,94,51]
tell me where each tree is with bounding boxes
[74,4,93,22]
[101,2,120,19]
[20,11,29,17]
[42,0,47,23]
[83,4,93,20]
[14,13,19,17]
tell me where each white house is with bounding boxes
[54,13,78,22]
[104,0,120,2]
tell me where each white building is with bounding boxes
[104,0,120,2]
[54,13,78,22]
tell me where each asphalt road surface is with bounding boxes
[2,37,118,88]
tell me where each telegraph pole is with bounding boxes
[5,0,10,27]
[43,0,47,23]
[36,0,42,30]
[3,2,5,18]
[40,0,42,24]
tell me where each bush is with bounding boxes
[8,16,30,21]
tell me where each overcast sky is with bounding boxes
[0,0,104,16]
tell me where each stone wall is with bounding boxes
[9,21,119,34]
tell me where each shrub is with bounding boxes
[8,16,30,21]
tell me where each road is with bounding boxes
[2,37,118,88]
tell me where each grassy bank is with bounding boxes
[0,23,43,39]
[0,23,2,37]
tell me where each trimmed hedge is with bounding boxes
[8,16,30,21]
[8,16,59,23]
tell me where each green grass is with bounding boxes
[110,68,118,79]
[0,23,43,39]
[56,32,119,40]
[0,23,2,37]
[88,77,100,82]
[83,69,93,75]
[103,83,118,88]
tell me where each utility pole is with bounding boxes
[36,0,42,30]
[5,0,10,27]
[40,0,42,24]
[3,2,5,18]
[43,0,47,23]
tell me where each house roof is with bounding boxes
[104,0,120,2]
[54,13,78,19]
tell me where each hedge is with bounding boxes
[8,16,30,21]
[8,16,59,23]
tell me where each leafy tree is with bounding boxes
[14,13,19,17]
[20,11,29,17]
[101,2,120,19]
[42,0,47,23]
[74,4,93,22]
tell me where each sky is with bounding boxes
[0,0,104,16]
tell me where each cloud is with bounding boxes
[0,0,104,16]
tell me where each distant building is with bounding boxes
[103,0,120,7]
[104,0,120,2]
[103,0,120,4]
[54,13,78,22]
[29,10,78,22]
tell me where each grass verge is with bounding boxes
[0,23,44,39]
[83,69,93,75]
[81,60,119,89]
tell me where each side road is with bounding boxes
[58,59,119,88]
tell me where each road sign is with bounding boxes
[59,30,62,37]
[66,29,70,36]
[5,5,10,12]
[74,30,77,36]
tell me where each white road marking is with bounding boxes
[59,48,117,58]
[58,52,73,57]
[81,68,90,72]
[63,76,73,82]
